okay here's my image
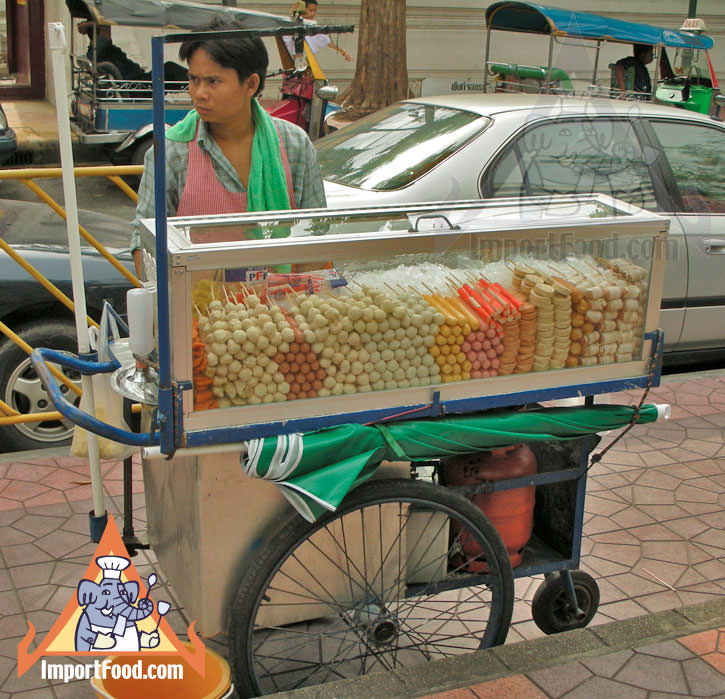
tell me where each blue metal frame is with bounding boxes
[182,372,657,448]
[29,348,159,446]
[95,104,190,133]
[150,36,174,455]
[511,435,595,579]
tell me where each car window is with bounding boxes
[316,102,490,191]
[488,148,528,198]
[649,121,725,213]
[487,119,660,210]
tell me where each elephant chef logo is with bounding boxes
[76,555,162,653]
[16,514,205,677]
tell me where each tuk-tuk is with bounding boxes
[64,0,352,166]
[483,1,723,116]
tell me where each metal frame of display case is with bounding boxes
[32,193,667,454]
[140,28,669,455]
[148,198,667,451]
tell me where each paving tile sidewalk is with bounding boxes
[3,101,59,154]
[0,368,723,697]
[281,601,725,698]
[3,99,108,165]
[424,612,725,699]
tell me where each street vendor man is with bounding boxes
[131,16,327,277]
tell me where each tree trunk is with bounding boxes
[340,0,407,118]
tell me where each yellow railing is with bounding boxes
[0,164,143,440]
[0,166,143,288]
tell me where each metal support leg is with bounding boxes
[559,570,586,621]
[122,399,149,555]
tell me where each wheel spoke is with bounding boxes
[252,623,363,691]
[233,479,514,695]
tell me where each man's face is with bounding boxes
[187,48,259,125]
[642,48,654,65]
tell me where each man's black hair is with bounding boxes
[179,16,268,96]
[633,43,652,61]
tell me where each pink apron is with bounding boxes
[177,124,296,230]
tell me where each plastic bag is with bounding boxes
[71,303,136,460]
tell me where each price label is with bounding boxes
[224,267,268,283]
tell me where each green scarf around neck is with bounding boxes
[166,99,291,213]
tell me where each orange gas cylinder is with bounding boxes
[439,443,536,570]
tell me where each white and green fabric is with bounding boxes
[242,404,666,522]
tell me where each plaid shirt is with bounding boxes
[131,116,327,253]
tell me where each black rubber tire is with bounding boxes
[531,570,600,635]
[229,477,514,697]
[0,321,82,452]
[131,138,152,169]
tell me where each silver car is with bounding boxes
[318,94,725,361]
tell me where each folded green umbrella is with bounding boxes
[242,404,667,521]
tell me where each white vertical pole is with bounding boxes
[47,22,105,518]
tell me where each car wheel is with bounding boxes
[0,321,82,452]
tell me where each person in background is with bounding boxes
[77,21,148,81]
[131,16,326,276]
[285,0,353,62]
[613,43,653,99]
[77,21,188,83]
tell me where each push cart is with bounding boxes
[33,193,670,695]
[33,23,671,698]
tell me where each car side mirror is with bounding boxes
[317,85,339,101]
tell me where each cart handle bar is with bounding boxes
[30,347,160,447]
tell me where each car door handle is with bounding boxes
[703,238,725,255]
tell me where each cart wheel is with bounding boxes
[228,478,514,697]
[531,570,599,635]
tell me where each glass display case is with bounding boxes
[138,195,668,442]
